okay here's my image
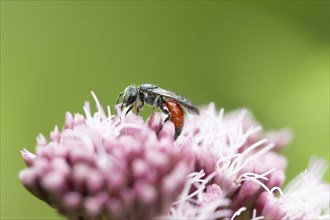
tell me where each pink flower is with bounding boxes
[19,92,329,220]
[19,92,193,220]
[165,170,232,220]
[255,158,330,220]
[176,104,288,202]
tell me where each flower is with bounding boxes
[19,92,329,220]
[175,104,288,204]
[164,170,232,220]
[19,92,193,220]
[255,158,330,220]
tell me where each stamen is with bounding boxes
[270,186,284,197]
[91,91,105,118]
[231,143,274,176]
[251,209,264,220]
[231,207,247,220]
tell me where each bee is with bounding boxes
[116,83,199,139]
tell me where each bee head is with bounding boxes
[122,85,139,108]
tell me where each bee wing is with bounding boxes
[151,87,200,115]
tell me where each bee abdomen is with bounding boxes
[164,99,184,138]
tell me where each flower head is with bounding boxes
[19,92,193,220]
[176,104,288,199]
[19,92,329,220]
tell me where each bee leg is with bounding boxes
[136,104,143,115]
[116,92,124,104]
[160,102,171,125]
[125,105,133,115]
[136,98,144,115]
[152,95,162,112]
[163,114,171,123]
[138,92,145,105]
[157,104,174,138]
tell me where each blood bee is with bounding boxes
[117,83,199,139]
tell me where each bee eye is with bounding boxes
[123,85,138,106]
[126,93,137,105]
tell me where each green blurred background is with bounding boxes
[1,1,329,219]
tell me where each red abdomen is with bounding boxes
[164,99,184,138]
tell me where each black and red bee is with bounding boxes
[116,83,199,139]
